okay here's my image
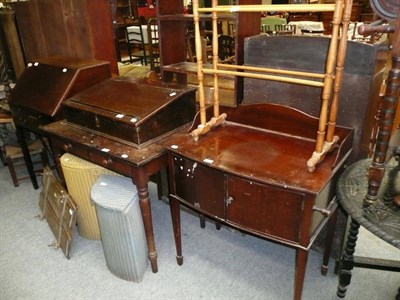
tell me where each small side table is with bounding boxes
[336,158,400,298]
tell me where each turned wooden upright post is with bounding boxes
[364,13,400,206]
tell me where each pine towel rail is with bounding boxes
[191,0,353,172]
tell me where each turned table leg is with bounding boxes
[136,175,158,273]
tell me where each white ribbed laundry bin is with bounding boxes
[60,153,118,240]
[91,174,148,282]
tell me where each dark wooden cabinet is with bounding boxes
[173,156,226,217]
[172,154,310,243]
[288,12,320,22]
[114,0,135,23]
[13,0,118,75]
[166,103,354,300]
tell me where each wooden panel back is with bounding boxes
[13,0,118,75]
[243,35,389,161]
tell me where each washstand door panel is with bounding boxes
[172,155,225,218]
[226,176,306,243]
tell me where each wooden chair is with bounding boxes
[1,110,48,187]
[0,112,13,166]
[261,24,271,34]
[125,17,148,65]
[4,139,48,187]
[218,34,235,63]
[147,18,160,72]
[186,30,212,63]
[275,24,296,35]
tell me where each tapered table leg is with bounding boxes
[294,248,308,300]
[170,195,183,265]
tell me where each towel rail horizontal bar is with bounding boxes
[202,68,325,87]
[198,4,336,13]
[217,63,326,79]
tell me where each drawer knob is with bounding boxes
[313,205,331,217]
[63,143,72,151]
[102,158,112,166]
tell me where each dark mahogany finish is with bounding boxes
[10,57,111,131]
[166,103,354,300]
[63,77,196,147]
[9,57,111,189]
[13,0,118,75]
[41,78,197,273]
[42,120,171,274]
[243,35,389,162]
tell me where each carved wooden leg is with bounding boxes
[135,174,158,273]
[321,205,338,275]
[170,195,183,265]
[337,217,360,298]
[365,55,400,206]
[334,211,349,276]
[15,125,38,189]
[294,248,308,300]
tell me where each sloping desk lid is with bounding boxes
[63,77,197,126]
[10,57,110,117]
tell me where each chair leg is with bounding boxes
[0,149,6,166]
[5,155,19,187]
[126,42,133,63]
[40,149,49,169]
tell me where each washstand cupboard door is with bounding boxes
[226,176,307,243]
[172,155,225,218]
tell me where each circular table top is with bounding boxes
[336,158,400,249]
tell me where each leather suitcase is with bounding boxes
[62,77,197,148]
[39,166,77,259]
